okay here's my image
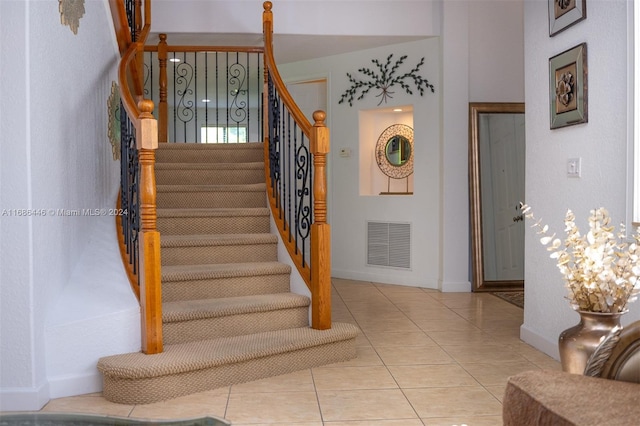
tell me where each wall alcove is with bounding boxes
[359,105,414,196]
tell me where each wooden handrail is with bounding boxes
[145,45,264,54]
[262,1,331,329]
[112,0,163,354]
[262,2,311,136]
[108,0,131,56]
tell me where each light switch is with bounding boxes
[567,158,581,178]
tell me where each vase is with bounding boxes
[558,311,624,375]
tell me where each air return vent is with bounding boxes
[367,221,411,269]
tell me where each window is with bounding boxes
[201,126,248,143]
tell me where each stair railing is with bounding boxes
[263,1,332,329]
[143,36,265,144]
[110,0,163,354]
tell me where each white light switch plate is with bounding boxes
[567,158,581,178]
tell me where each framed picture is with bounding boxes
[548,0,586,37]
[549,43,587,129]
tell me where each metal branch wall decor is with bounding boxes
[338,54,435,107]
[59,0,85,35]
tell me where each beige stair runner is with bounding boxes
[98,142,358,404]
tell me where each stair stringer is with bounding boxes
[269,212,313,324]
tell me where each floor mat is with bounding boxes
[491,291,524,308]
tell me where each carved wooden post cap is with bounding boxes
[138,99,155,118]
[313,110,326,126]
[159,33,167,42]
[264,1,272,12]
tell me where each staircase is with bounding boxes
[98,142,358,404]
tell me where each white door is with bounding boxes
[480,113,526,281]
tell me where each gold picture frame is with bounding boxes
[549,43,588,129]
[548,0,586,37]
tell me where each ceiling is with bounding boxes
[147,33,430,64]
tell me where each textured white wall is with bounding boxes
[522,0,640,359]
[280,39,442,288]
[152,0,440,36]
[0,0,139,410]
[278,1,524,291]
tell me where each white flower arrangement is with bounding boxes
[521,204,640,313]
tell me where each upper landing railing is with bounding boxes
[110,1,332,355]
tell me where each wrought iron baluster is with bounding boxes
[119,99,140,286]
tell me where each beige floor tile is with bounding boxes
[365,331,436,347]
[41,395,133,417]
[484,384,507,403]
[322,346,384,367]
[230,369,314,393]
[318,389,418,421]
[225,391,321,424]
[404,386,502,418]
[233,423,322,426]
[325,420,425,426]
[401,308,465,322]
[441,344,528,364]
[425,330,495,345]
[375,345,454,365]
[352,312,411,323]
[388,364,479,388]
[357,319,422,333]
[312,365,398,390]
[461,360,541,386]
[413,318,481,332]
[129,388,229,421]
[509,341,562,369]
[422,415,503,426]
[471,315,524,329]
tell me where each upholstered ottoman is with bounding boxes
[503,370,640,426]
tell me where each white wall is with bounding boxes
[152,0,440,37]
[277,2,524,291]
[0,0,140,410]
[522,0,640,359]
[279,39,442,288]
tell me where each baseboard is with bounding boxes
[0,381,50,412]
[438,280,472,293]
[47,372,103,400]
[520,323,560,361]
[331,268,439,289]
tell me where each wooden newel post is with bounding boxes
[263,2,273,37]
[311,110,331,330]
[137,99,163,354]
[158,34,168,143]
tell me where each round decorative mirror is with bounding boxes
[376,124,414,179]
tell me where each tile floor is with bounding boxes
[37,278,560,425]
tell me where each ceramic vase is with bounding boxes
[558,311,624,375]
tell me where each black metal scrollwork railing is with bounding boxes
[144,49,264,144]
[267,73,312,267]
[119,100,140,287]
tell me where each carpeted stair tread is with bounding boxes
[157,207,269,218]
[156,142,263,150]
[156,162,263,171]
[162,261,291,282]
[97,323,359,380]
[157,183,266,192]
[161,233,277,247]
[163,293,310,323]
